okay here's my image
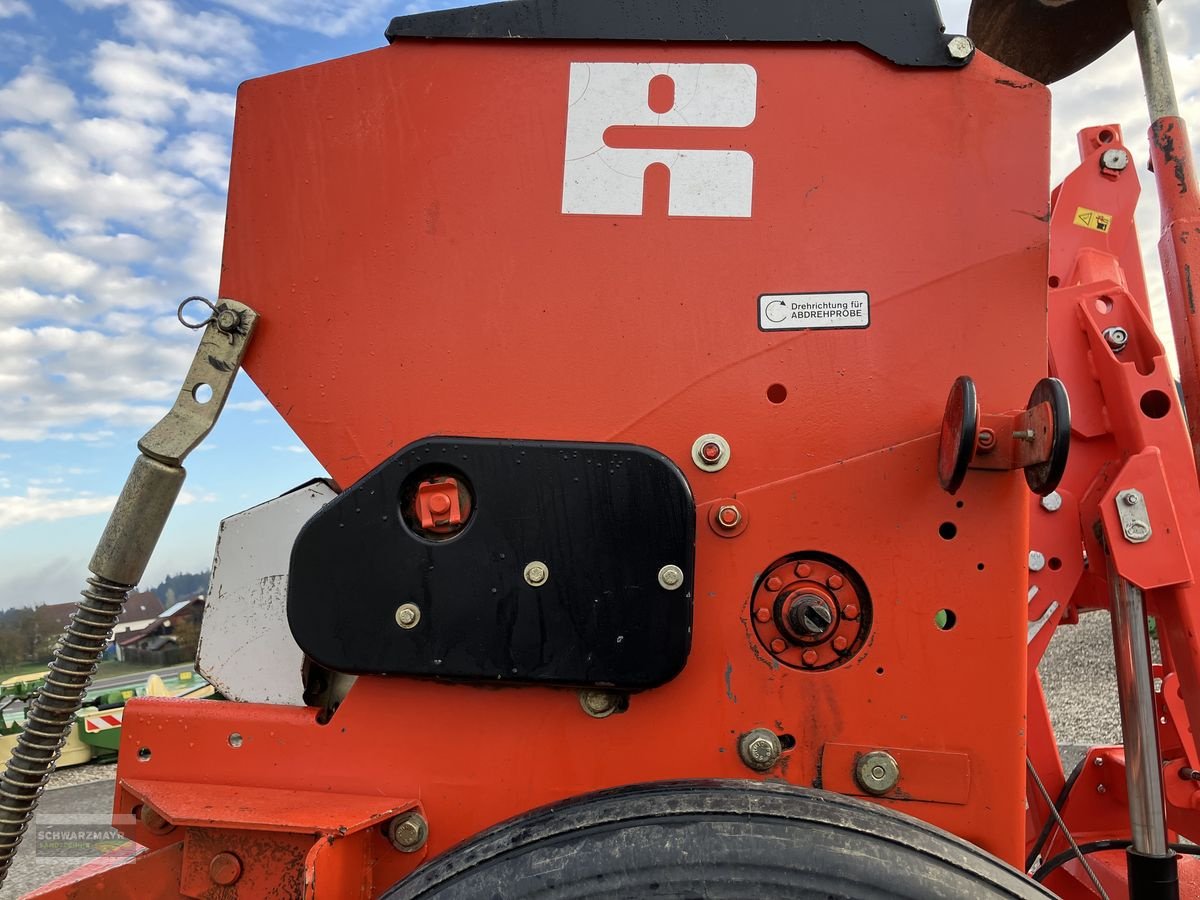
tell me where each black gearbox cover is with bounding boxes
[288,437,695,689]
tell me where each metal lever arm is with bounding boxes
[0,299,258,887]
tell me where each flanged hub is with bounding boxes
[750,554,871,671]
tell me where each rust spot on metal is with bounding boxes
[1152,119,1189,197]
[1187,263,1196,315]
[994,78,1033,90]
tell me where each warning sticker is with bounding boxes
[1074,206,1114,233]
[758,292,870,332]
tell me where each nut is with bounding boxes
[395,603,421,629]
[691,433,731,472]
[738,728,782,771]
[801,649,819,667]
[947,36,974,60]
[388,812,429,852]
[855,750,900,795]
[1041,492,1063,512]
[579,690,621,718]
[716,505,742,528]
[523,561,549,587]
[658,564,684,590]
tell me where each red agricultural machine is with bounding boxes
[2,0,1199,896]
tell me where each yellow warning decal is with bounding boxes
[1074,206,1114,233]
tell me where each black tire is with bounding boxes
[385,780,1052,899]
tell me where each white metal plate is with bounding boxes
[197,480,336,705]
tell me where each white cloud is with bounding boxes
[213,0,390,37]
[0,1,31,19]
[273,445,308,454]
[0,488,116,529]
[0,67,76,124]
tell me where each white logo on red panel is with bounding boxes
[562,63,757,217]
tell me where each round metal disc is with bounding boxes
[938,376,979,495]
[1024,377,1071,496]
[967,0,1160,84]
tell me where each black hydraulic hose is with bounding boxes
[1032,840,1200,883]
[1025,755,1087,871]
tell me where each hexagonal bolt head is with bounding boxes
[658,564,684,590]
[946,36,974,60]
[579,689,621,718]
[855,750,901,796]
[395,603,421,629]
[716,505,742,528]
[1041,491,1063,513]
[524,561,549,587]
[738,728,782,771]
[388,812,429,852]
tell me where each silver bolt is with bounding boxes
[523,561,549,587]
[1097,784,1107,794]
[855,750,900,795]
[737,729,782,771]
[1040,492,1063,513]
[658,564,684,590]
[387,812,428,852]
[691,433,731,472]
[1121,491,1140,507]
[715,504,742,529]
[395,603,421,629]
[1028,551,1046,573]
[1094,757,1105,767]
[578,690,621,718]
[1103,327,1129,352]
[947,36,974,60]
[1101,148,1130,172]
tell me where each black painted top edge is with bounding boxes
[384,0,969,68]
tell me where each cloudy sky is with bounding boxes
[0,0,1196,609]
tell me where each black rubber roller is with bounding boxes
[386,780,1053,899]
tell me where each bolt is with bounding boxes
[977,428,997,451]
[855,750,901,795]
[388,812,429,852]
[1101,148,1130,172]
[209,851,243,886]
[766,575,783,592]
[1121,491,1141,507]
[947,36,974,59]
[215,307,242,334]
[770,638,787,654]
[754,608,771,623]
[139,805,174,835]
[579,690,621,718]
[842,603,859,620]
[692,434,730,471]
[801,649,819,667]
[395,603,421,629]
[524,561,549,587]
[788,594,834,637]
[1103,326,1130,352]
[716,505,741,528]
[826,574,844,590]
[1041,492,1063,512]
[795,563,812,578]
[738,728,782,771]
[1013,429,1036,442]
[658,564,684,590]
[833,635,849,653]
[1094,757,1105,767]
[1029,551,1046,573]
[1097,784,1107,794]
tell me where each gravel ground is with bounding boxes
[0,617,1126,896]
